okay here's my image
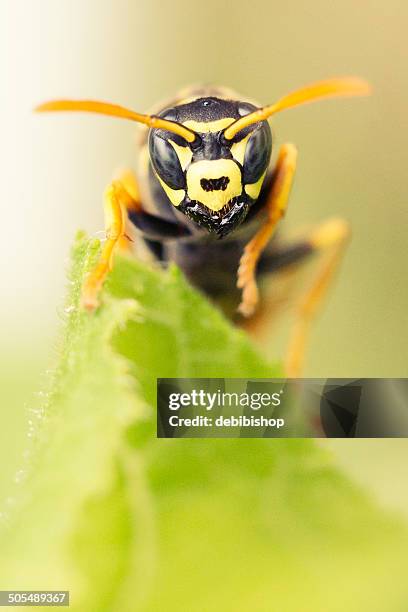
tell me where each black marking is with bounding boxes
[128,208,191,241]
[191,131,233,162]
[258,242,313,273]
[179,196,251,238]
[159,97,250,124]
[143,238,164,260]
[200,176,230,192]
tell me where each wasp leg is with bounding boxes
[285,217,350,377]
[237,143,297,316]
[82,169,191,310]
[81,170,140,311]
[240,241,314,335]
[113,168,142,251]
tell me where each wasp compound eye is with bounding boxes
[149,133,186,190]
[242,126,272,185]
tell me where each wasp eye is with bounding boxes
[243,126,272,184]
[149,133,186,189]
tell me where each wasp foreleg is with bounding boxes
[237,143,298,317]
[81,169,141,310]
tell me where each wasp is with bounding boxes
[36,76,370,375]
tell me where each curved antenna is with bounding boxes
[35,99,197,143]
[223,76,372,141]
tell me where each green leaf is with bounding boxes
[0,233,407,612]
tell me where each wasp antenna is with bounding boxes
[34,99,197,143]
[223,76,372,140]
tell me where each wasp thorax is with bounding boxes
[186,160,242,212]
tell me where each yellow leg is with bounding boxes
[113,167,141,206]
[285,217,350,377]
[237,143,298,316]
[113,168,141,250]
[81,171,140,311]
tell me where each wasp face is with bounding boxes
[148,97,272,237]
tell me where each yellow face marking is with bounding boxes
[245,170,267,200]
[186,159,242,211]
[230,133,251,166]
[169,140,193,171]
[155,172,185,206]
[182,117,235,134]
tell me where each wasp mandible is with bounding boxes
[36,77,371,375]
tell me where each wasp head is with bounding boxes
[148,97,272,238]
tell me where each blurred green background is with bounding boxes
[1,0,407,555]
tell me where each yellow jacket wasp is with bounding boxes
[36,76,371,375]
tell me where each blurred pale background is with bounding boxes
[1,1,407,512]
